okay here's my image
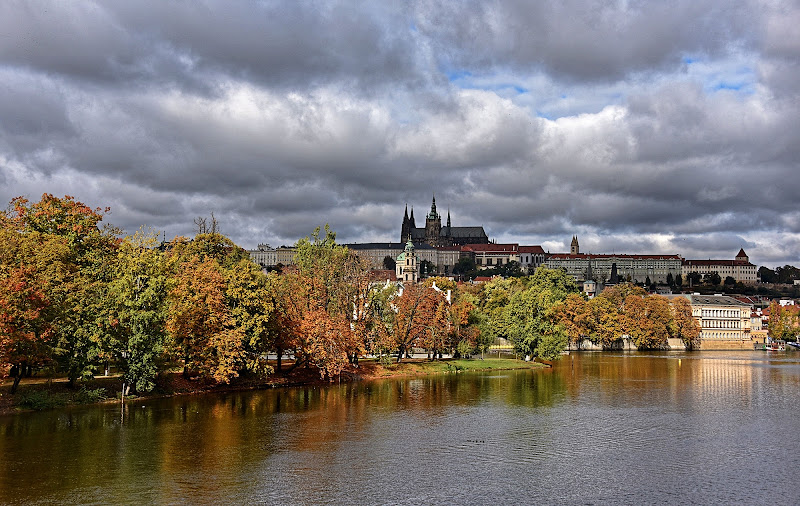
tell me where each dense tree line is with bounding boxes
[554,284,701,350]
[1,196,585,395]
[1,195,711,396]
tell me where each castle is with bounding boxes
[401,195,489,247]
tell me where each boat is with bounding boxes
[754,339,787,351]
[787,341,800,350]
[764,340,786,351]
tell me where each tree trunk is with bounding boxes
[10,373,22,394]
[276,350,282,373]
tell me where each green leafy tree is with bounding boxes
[382,256,396,270]
[503,267,578,360]
[758,266,776,283]
[775,265,800,284]
[453,256,478,280]
[225,258,276,378]
[108,229,169,393]
[419,259,435,278]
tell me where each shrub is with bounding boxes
[73,387,107,404]
[16,390,68,411]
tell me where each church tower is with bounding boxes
[401,204,411,243]
[570,236,580,255]
[396,238,418,282]
[425,194,442,246]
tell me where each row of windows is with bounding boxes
[701,309,741,318]
[703,320,741,329]
[701,331,745,339]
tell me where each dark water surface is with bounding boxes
[2,351,799,505]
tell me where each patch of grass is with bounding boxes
[374,358,545,377]
[16,390,69,411]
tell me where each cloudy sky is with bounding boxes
[1,1,799,268]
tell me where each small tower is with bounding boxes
[425,194,442,246]
[735,248,749,263]
[570,236,580,255]
[396,237,418,283]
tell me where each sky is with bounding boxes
[1,1,799,268]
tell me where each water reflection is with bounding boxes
[1,352,799,504]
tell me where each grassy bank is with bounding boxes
[0,357,546,415]
[360,357,547,379]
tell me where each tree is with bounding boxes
[670,297,701,350]
[419,259,435,278]
[3,194,119,387]
[622,295,671,350]
[166,255,244,383]
[554,293,589,348]
[758,266,776,283]
[382,256,396,270]
[666,273,674,287]
[767,300,799,341]
[0,224,71,393]
[724,276,736,286]
[452,256,478,280]
[503,267,578,360]
[0,265,55,393]
[703,272,721,286]
[675,274,683,287]
[108,229,169,394]
[775,265,800,284]
[391,284,442,362]
[224,258,276,378]
[585,295,622,349]
[687,272,702,286]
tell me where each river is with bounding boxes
[1,351,799,505]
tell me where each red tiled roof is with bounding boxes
[519,245,545,254]
[461,243,519,253]
[367,269,396,281]
[548,253,682,260]
[682,259,755,267]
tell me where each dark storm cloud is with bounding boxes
[0,0,421,91]
[2,0,800,268]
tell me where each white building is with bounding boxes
[248,243,277,268]
[667,294,752,341]
[681,249,757,284]
[546,253,683,284]
[395,239,419,282]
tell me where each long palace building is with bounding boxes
[546,236,682,284]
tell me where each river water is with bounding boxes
[1,351,799,505]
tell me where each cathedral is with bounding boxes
[401,195,489,247]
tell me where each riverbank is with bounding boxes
[0,357,546,415]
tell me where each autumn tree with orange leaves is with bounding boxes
[166,255,245,383]
[670,296,701,350]
[1,194,117,387]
